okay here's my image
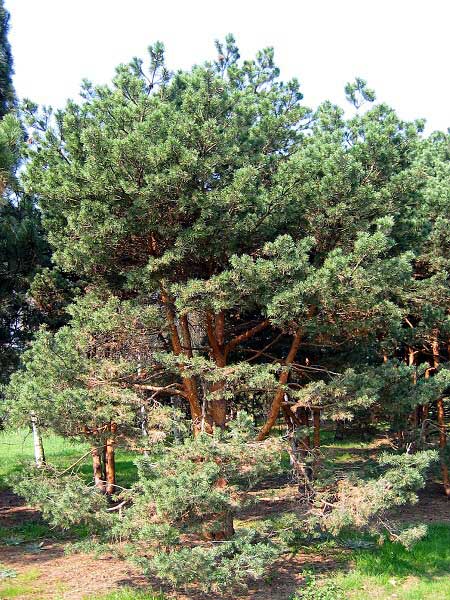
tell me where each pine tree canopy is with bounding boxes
[0,2,50,384]
[3,36,450,592]
[20,37,450,433]
[0,0,14,119]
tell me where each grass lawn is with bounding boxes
[335,523,450,599]
[0,428,138,489]
[0,571,164,600]
[289,524,450,600]
[0,567,44,599]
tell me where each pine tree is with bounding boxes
[0,4,47,386]
[0,0,15,118]
[7,40,449,590]
[0,5,50,472]
[20,40,449,455]
[22,36,309,432]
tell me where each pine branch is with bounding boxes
[224,319,270,358]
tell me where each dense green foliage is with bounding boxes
[0,2,50,387]
[2,34,450,594]
[0,0,14,119]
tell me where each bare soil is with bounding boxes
[388,481,450,524]
[0,477,449,600]
[0,491,149,599]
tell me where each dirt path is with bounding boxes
[388,481,450,524]
[0,480,449,600]
[0,491,151,599]
[0,489,322,600]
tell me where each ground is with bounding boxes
[0,430,449,600]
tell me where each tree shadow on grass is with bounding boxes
[351,523,450,579]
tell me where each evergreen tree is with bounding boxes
[22,36,310,431]
[19,40,449,461]
[0,4,49,387]
[0,35,45,386]
[6,39,449,591]
[0,5,51,474]
[0,0,15,118]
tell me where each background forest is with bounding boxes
[0,1,449,598]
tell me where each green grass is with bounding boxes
[0,520,52,543]
[0,428,139,489]
[0,553,163,599]
[0,568,42,599]
[332,523,450,599]
[0,429,88,486]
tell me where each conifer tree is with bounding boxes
[0,4,50,470]
[0,3,48,386]
[7,40,449,589]
[20,41,449,458]
[22,36,309,432]
[0,0,15,118]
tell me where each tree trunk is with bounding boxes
[91,446,105,493]
[257,327,303,441]
[299,407,311,454]
[208,396,227,430]
[105,423,117,495]
[281,401,296,431]
[140,405,149,456]
[137,353,149,455]
[431,331,450,496]
[287,436,315,501]
[205,313,271,430]
[205,311,227,429]
[203,511,234,541]
[30,414,45,468]
[407,347,420,428]
[422,367,430,438]
[437,398,450,496]
[101,445,107,481]
[161,291,204,434]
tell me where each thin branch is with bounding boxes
[58,447,103,477]
[244,332,283,363]
[224,319,270,358]
[132,383,186,397]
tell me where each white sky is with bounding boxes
[6,0,450,132]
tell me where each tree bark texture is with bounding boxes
[91,446,105,493]
[105,423,117,495]
[431,331,450,496]
[161,291,204,434]
[257,327,303,441]
[31,414,45,468]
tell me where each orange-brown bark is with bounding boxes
[431,331,450,496]
[224,319,270,359]
[91,446,106,493]
[105,423,117,495]
[206,313,271,429]
[205,312,227,429]
[161,291,204,433]
[257,327,303,441]
[408,347,419,427]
